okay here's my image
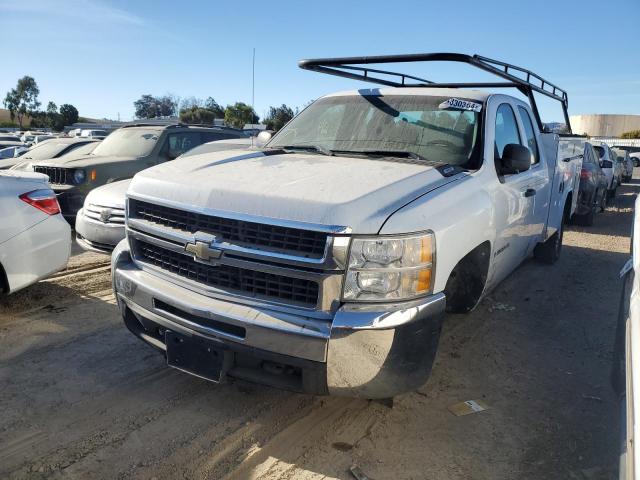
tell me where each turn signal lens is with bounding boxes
[19,189,61,215]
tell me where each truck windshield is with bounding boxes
[91,128,159,157]
[269,94,483,167]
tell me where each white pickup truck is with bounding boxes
[112,53,581,398]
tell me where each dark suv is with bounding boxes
[17,124,245,222]
[574,142,609,226]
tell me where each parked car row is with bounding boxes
[10,123,247,224]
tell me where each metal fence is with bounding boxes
[591,137,640,147]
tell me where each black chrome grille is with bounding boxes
[129,199,328,258]
[135,240,319,307]
[33,166,71,184]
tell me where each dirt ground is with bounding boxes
[1,178,636,480]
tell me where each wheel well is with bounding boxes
[444,241,491,313]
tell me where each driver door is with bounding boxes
[491,102,538,280]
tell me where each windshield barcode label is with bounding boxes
[439,98,483,112]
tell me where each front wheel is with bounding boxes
[534,220,564,264]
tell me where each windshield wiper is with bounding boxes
[274,145,333,156]
[331,149,428,161]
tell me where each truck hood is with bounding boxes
[129,150,460,233]
[85,178,131,209]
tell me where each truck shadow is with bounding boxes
[205,241,627,480]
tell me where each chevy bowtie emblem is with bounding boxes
[100,208,112,223]
[185,232,223,264]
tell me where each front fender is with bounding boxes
[379,175,494,293]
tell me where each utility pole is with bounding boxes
[252,47,256,124]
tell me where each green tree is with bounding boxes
[621,130,640,139]
[134,94,177,119]
[263,104,294,131]
[204,97,224,119]
[224,102,258,129]
[59,104,79,127]
[178,96,225,124]
[3,76,41,128]
[179,106,216,124]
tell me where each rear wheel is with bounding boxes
[534,221,564,264]
[576,194,597,226]
[600,189,607,212]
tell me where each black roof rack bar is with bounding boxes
[337,65,434,86]
[299,53,571,133]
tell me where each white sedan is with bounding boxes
[0,170,71,294]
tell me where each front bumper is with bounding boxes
[53,186,87,222]
[112,242,446,398]
[75,208,124,253]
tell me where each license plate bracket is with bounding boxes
[165,330,229,383]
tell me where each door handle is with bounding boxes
[524,188,536,197]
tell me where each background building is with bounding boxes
[570,114,640,137]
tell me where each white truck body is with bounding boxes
[112,67,580,398]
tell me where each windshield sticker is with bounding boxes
[438,98,482,112]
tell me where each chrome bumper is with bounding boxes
[111,241,446,398]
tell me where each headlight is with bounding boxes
[342,232,435,302]
[73,169,86,184]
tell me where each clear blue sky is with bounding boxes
[1,0,638,123]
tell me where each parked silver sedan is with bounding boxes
[75,179,127,252]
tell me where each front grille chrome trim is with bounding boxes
[127,227,342,317]
[85,203,126,225]
[128,217,349,271]
[127,192,351,235]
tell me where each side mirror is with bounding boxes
[499,144,531,175]
[254,130,272,148]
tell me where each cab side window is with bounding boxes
[517,107,539,165]
[494,103,521,159]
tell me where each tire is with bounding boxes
[534,217,564,264]
[600,189,607,212]
[576,195,597,226]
